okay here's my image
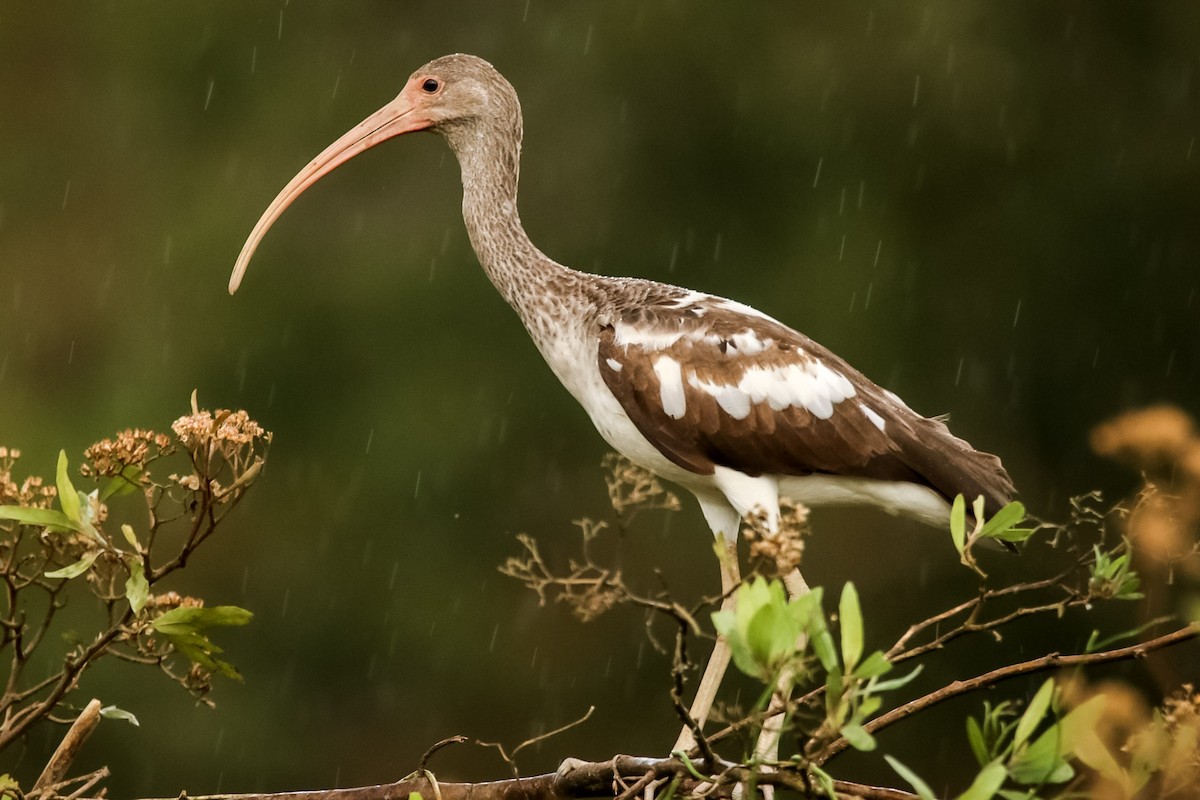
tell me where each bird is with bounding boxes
[228,53,1015,758]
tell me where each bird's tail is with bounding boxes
[896,417,1017,519]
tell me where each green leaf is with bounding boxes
[0,505,78,531]
[171,637,243,681]
[840,722,876,751]
[151,605,253,634]
[1013,679,1054,748]
[957,760,1007,800]
[99,705,140,726]
[972,496,987,528]
[980,501,1026,540]
[825,667,844,720]
[44,551,100,580]
[408,793,424,800]
[125,557,149,615]
[0,774,18,800]
[988,527,1035,544]
[804,588,839,673]
[745,597,795,675]
[885,755,936,800]
[967,717,989,766]
[950,494,966,554]
[121,523,140,550]
[856,650,892,679]
[868,663,923,694]
[1008,695,1106,785]
[839,582,864,672]
[56,451,82,524]
[100,464,142,501]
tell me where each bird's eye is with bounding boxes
[421,78,441,94]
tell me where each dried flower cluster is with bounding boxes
[173,408,268,457]
[0,447,55,509]
[1092,405,1200,576]
[81,428,171,478]
[602,452,681,519]
[744,500,810,575]
[143,591,205,613]
[0,395,268,764]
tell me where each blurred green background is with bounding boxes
[1,1,1198,796]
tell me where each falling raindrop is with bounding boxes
[1012,299,1022,328]
[204,79,215,111]
[490,623,500,651]
[812,156,824,188]
[61,181,71,210]
[365,428,374,454]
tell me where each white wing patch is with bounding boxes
[653,356,687,419]
[736,361,856,419]
[686,360,855,420]
[605,358,623,372]
[729,330,768,355]
[614,321,685,351]
[688,374,753,419]
[859,403,886,431]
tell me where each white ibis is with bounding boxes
[229,54,1014,755]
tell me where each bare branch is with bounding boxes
[32,698,102,793]
[815,623,1200,765]
[133,754,913,800]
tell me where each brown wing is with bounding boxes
[597,296,1015,515]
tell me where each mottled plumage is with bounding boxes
[229,53,1017,754]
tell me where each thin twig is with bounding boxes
[815,623,1200,765]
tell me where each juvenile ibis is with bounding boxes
[229,54,1015,754]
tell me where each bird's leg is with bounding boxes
[673,535,740,754]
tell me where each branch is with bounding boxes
[136,755,913,800]
[32,698,102,793]
[815,623,1200,765]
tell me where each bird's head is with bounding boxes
[228,53,517,294]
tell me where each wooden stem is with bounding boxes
[32,698,102,793]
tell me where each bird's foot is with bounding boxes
[555,757,589,779]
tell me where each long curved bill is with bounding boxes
[228,87,432,294]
